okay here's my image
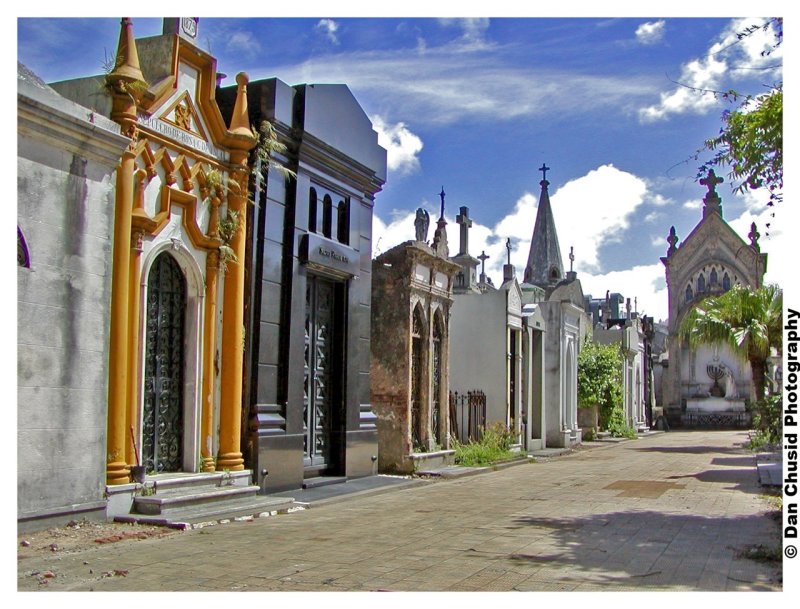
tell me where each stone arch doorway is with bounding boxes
[431,311,445,446]
[142,251,187,473]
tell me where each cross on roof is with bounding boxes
[539,163,550,181]
[569,246,575,272]
[456,206,472,256]
[506,237,513,265]
[478,250,489,275]
[700,169,723,196]
[438,186,446,220]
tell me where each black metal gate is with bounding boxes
[303,276,341,468]
[142,253,186,473]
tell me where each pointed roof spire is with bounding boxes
[107,17,145,85]
[523,163,564,288]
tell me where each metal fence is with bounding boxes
[449,390,487,443]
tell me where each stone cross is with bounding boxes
[478,250,489,276]
[506,238,513,266]
[569,246,575,272]
[456,206,472,256]
[439,187,446,220]
[700,169,723,196]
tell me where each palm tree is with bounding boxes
[679,283,782,403]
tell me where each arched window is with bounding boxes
[685,284,694,303]
[308,188,318,233]
[17,227,30,268]
[549,267,560,281]
[722,273,731,291]
[336,199,349,244]
[411,305,426,450]
[710,268,718,286]
[322,195,333,238]
[697,273,706,293]
[431,312,444,446]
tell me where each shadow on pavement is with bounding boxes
[503,509,781,590]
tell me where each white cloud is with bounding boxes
[438,18,491,48]
[263,45,657,127]
[580,264,669,323]
[635,20,666,45]
[315,19,340,45]
[371,115,424,176]
[224,30,262,57]
[374,165,668,321]
[644,211,661,223]
[683,198,703,210]
[639,18,782,122]
[651,235,667,248]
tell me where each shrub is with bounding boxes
[751,394,782,445]
[578,340,624,430]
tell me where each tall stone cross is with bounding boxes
[478,250,489,276]
[456,206,472,256]
[506,237,513,266]
[569,246,575,272]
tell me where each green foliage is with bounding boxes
[577,340,623,430]
[697,18,783,206]
[702,87,782,204]
[453,422,516,467]
[252,120,296,191]
[748,395,782,447]
[680,284,783,403]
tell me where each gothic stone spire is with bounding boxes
[523,163,564,287]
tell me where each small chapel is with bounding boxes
[660,170,767,427]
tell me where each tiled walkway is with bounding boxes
[18,430,782,591]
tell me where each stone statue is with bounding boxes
[723,365,738,400]
[414,208,430,242]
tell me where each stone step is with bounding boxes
[117,495,299,529]
[302,476,348,489]
[142,471,252,493]
[133,485,260,515]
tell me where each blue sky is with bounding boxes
[16,8,792,322]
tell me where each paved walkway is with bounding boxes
[17,430,782,591]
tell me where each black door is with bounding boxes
[303,275,345,470]
[142,253,186,473]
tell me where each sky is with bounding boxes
[15,5,794,323]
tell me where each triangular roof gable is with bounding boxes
[669,211,751,269]
[134,33,237,155]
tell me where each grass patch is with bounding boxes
[453,422,516,467]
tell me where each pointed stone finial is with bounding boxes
[666,226,679,256]
[108,18,145,85]
[748,222,761,252]
[228,72,253,138]
[438,187,446,221]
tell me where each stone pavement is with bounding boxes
[17,430,782,592]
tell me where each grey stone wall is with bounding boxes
[17,74,128,527]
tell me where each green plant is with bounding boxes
[582,427,596,442]
[251,120,296,192]
[101,51,150,99]
[453,422,517,467]
[748,394,782,448]
[216,208,241,272]
[578,340,624,430]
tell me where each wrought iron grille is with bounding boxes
[449,390,487,443]
[142,253,186,473]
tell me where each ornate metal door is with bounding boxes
[411,308,424,449]
[142,253,186,473]
[303,277,336,467]
[431,319,442,446]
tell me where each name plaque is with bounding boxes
[137,114,223,159]
[299,233,359,278]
